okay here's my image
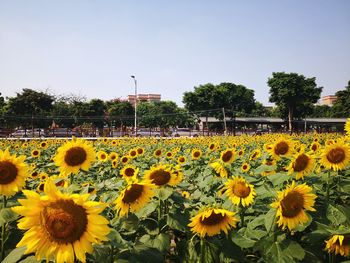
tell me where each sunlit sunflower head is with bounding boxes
[345,118,350,137]
[129,149,138,158]
[191,149,202,160]
[220,149,235,164]
[288,151,315,180]
[120,155,130,165]
[172,166,184,185]
[136,147,145,156]
[270,138,294,159]
[309,141,321,152]
[153,149,162,158]
[320,141,350,171]
[208,142,218,152]
[31,170,39,179]
[114,181,154,216]
[177,156,186,165]
[40,141,48,149]
[250,149,262,161]
[120,165,139,183]
[271,181,317,231]
[109,152,118,161]
[182,191,190,198]
[0,149,28,196]
[97,151,108,162]
[54,139,95,176]
[13,179,111,263]
[40,172,48,181]
[188,208,239,237]
[224,176,256,207]
[210,162,228,177]
[31,149,41,158]
[144,164,177,187]
[241,162,250,173]
[36,181,46,192]
[325,234,350,257]
[166,151,173,159]
[112,160,118,168]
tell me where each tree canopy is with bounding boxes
[268,72,323,131]
[332,81,350,117]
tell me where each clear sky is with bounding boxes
[0,0,349,106]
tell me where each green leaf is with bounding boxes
[2,246,26,263]
[283,240,305,261]
[267,173,291,187]
[157,187,173,201]
[0,208,19,226]
[326,204,347,226]
[200,240,220,263]
[18,256,39,263]
[232,228,256,248]
[139,233,170,252]
[136,201,158,218]
[167,208,190,232]
[264,209,276,232]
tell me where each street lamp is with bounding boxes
[131,75,137,136]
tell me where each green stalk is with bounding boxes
[239,205,246,227]
[200,238,205,263]
[1,196,7,261]
[158,198,162,223]
[326,171,331,203]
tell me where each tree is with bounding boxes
[4,89,54,128]
[268,72,322,132]
[107,100,134,128]
[309,105,333,118]
[332,81,350,117]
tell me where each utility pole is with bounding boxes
[222,108,227,135]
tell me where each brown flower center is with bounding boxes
[293,154,310,172]
[124,167,135,177]
[137,148,144,154]
[251,151,259,159]
[326,148,345,164]
[130,151,137,157]
[311,144,318,151]
[121,157,128,163]
[167,152,172,157]
[149,169,171,186]
[155,150,161,156]
[42,199,87,243]
[64,147,87,166]
[281,191,304,218]
[179,157,185,163]
[122,184,143,203]
[0,161,18,185]
[193,151,201,158]
[100,154,106,160]
[221,151,233,163]
[200,211,225,225]
[233,181,251,198]
[274,141,289,156]
[33,150,39,156]
[209,144,215,150]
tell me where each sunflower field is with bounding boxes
[0,120,350,263]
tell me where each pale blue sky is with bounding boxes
[0,0,349,106]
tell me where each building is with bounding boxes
[127,94,161,107]
[320,95,337,106]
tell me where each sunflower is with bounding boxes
[114,181,154,216]
[224,176,256,207]
[320,141,350,171]
[54,139,95,176]
[345,118,350,137]
[97,151,108,162]
[31,149,41,158]
[12,179,111,263]
[120,165,139,183]
[261,159,276,176]
[288,151,315,180]
[144,164,177,187]
[109,152,118,161]
[250,149,261,161]
[136,147,145,156]
[237,148,245,158]
[172,165,184,184]
[220,149,235,164]
[0,149,28,196]
[271,181,317,231]
[208,142,218,152]
[153,149,162,158]
[166,151,173,159]
[191,149,202,160]
[40,141,48,149]
[120,155,130,165]
[129,149,137,159]
[112,160,118,168]
[309,141,321,152]
[188,208,239,237]
[36,182,45,192]
[182,191,190,198]
[210,162,228,177]
[325,234,350,257]
[31,170,39,179]
[241,162,250,173]
[177,156,186,165]
[269,138,294,159]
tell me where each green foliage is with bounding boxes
[332,80,350,117]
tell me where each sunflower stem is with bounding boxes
[200,238,205,262]
[0,196,7,261]
[158,198,162,223]
[239,205,246,227]
[70,173,74,186]
[326,171,331,203]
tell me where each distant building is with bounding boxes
[127,94,161,107]
[320,95,337,106]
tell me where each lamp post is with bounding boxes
[131,75,137,136]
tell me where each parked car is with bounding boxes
[49,128,81,137]
[10,129,47,138]
[172,128,199,137]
